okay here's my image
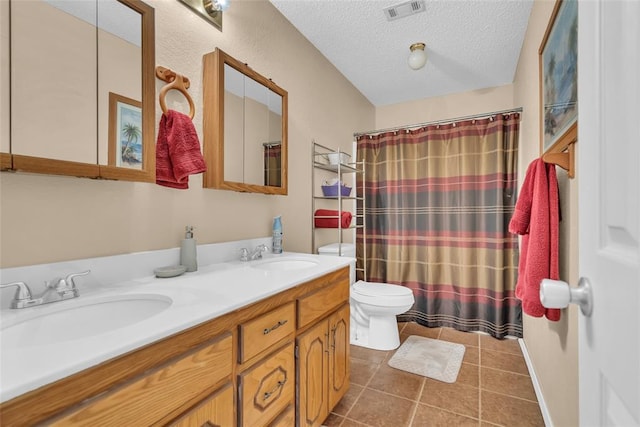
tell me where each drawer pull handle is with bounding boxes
[263,378,287,401]
[263,319,287,335]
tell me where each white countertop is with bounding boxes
[0,252,353,403]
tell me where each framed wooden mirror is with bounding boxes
[1,0,155,182]
[202,48,288,195]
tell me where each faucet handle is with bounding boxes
[0,281,33,302]
[240,248,249,262]
[65,270,91,289]
[46,270,90,297]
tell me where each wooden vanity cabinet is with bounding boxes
[171,384,235,427]
[0,266,350,427]
[238,342,295,426]
[268,404,295,426]
[49,333,234,426]
[297,304,350,427]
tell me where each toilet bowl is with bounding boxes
[350,280,415,351]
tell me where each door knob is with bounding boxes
[540,277,593,317]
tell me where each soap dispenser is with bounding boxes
[180,226,197,272]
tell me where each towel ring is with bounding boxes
[155,66,196,119]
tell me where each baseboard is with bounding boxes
[518,338,553,427]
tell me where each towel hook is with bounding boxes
[155,66,196,119]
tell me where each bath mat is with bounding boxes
[388,335,466,383]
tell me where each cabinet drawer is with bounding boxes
[239,302,295,364]
[171,383,235,427]
[298,278,349,329]
[51,333,233,426]
[238,342,295,427]
[269,404,295,427]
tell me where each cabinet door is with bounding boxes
[297,320,328,427]
[171,384,235,427]
[238,343,295,427]
[328,304,350,411]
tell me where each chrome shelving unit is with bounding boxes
[312,141,366,281]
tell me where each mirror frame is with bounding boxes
[1,0,155,183]
[202,48,288,195]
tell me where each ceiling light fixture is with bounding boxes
[203,0,230,15]
[408,42,427,70]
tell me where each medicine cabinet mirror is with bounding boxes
[0,0,155,182]
[202,48,288,195]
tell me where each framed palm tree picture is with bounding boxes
[539,0,578,156]
[108,92,143,169]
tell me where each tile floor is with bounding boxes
[323,322,545,427]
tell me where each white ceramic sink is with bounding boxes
[252,258,319,271]
[0,294,172,348]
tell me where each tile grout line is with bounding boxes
[342,348,387,426]
[479,342,483,425]
[417,402,482,422]
[341,382,367,421]
[407,378,426,427]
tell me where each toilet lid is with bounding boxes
[352,280,412,297]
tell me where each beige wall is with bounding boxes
[0,1,9,154]
[0,0,374,267]
[374,83,515,130]
[513,1,579,426]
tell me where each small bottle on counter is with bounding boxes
[272,216,283,254]
[180,225,198,272]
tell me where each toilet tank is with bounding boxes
[317,243,356,258]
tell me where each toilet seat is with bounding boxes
[351,280,414,306]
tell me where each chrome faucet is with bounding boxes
[250,244,269,260]
[240,244,269,261]
[0,270,90,309]
[0,281,40,309]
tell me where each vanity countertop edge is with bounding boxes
[0,251,354,404]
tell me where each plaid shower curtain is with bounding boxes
[356,113,522,338]
[264,144,282,187]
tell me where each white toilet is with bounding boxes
[317,243,415,351]
[350,280,414,350]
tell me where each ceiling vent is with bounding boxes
[383,0,426,21]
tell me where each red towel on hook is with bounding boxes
[314,210,353,228]
[509,158,561,321]
[156,110,206,189]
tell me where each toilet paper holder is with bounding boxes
[540,277,593,317]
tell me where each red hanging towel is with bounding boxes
[314,209,352,228]
[509,158,561,321]
[156,110,207,189]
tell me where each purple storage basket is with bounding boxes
[322,183,352,197]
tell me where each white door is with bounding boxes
[578,1,640,426]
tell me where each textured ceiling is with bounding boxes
[269,0,533,106]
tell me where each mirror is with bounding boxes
[1,0,155,182]
[202,48,288,195]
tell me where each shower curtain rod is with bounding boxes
[353,107,523,138]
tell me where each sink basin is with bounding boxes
[252,258,319,271]
[1,294,172,348]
